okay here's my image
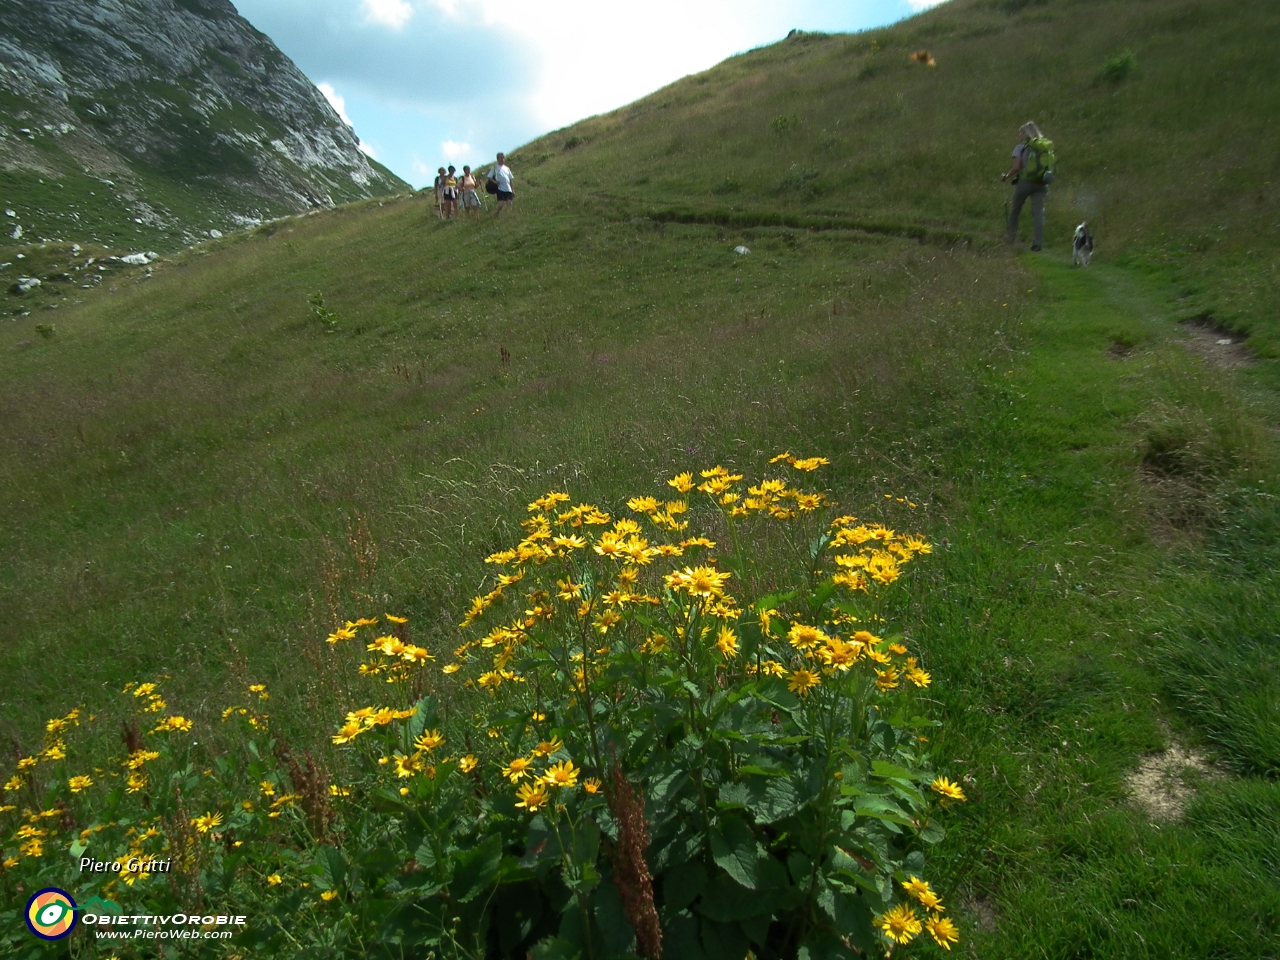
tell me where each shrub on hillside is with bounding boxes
[1102,51,1137,83]
[1,458,964,958]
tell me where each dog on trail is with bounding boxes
[1072,222,1095,266]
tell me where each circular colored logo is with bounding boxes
[26,888,78,941]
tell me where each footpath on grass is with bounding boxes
[927,252,1280,959]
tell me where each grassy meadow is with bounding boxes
[1,0,1278,956]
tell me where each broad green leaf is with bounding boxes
[451,833,503,903]
[664,859,708,912]
[710,814,763,889]
[718,775,801,824]
[871,759,918,783]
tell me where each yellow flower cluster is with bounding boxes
[827,515,931,590]
[874,877,961,950]
[125,681,168,714]
[331,705,418,745]
[501,752,599,813]
[113,820,166,886]
[327,615,434,684]
[3,708,83,795]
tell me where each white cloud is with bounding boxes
[906,0,949,9]
[416,1,819,136]
[362,0,415,29]
[317,82,354,126]
[357,140,379,159]
[411,154,436,179]
[440,139,473,162]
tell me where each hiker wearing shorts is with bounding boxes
[460,165,481,218]
[490,153,514,216]
[442,165,460,220]
[1003,121,1048,251]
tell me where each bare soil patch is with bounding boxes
[1127,742,1219,821]
[1178,315,1256,369]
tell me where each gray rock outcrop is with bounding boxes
[0,0,408,247]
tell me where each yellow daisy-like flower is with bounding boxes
[68,775,94,793]
[931,776,967,804]
[329,785,351,797]
[153,716,194,733]
[533,737,564,757]
[320,889,339,902]
[4,775,24,792]
[191,811,224,834]
[582,778,602,794]
[787,623,828,652]
[902,876,944,911]
[819,638,858,671]
[787,669,821,697]
[267,874,283,886]
[459,755,479,773]
[331,721,363,745]
[542,759,580,789]
[876,904,922,944]
[16,756,37,771]
[515,782,551,812]
[443,664,462,675]
[393,753,422,779]
[414,729,446,752]
[906,666,932,688]
[665,565,732,599]
[668,472,695,494]
[925,915,960,950]
[384,614,409,623]
[791,456,829,471]
[715,626,739,659]
[875,667,899,691]
[502,756,535,783]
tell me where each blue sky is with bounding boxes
[231,0,948,188]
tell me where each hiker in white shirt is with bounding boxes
[490,153,514,216]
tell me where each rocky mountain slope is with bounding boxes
[0,0,407,250]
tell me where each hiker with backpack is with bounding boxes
[1002,121,1054,251]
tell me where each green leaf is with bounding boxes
[531,936,581,960]
[871,759,918,783]
[718,776,801,824]
[787,851,813,887]
[318,845,346,889]
[451,833,503,903]
[664,860,708,913]
[798,926,859,960]
[709,814,763,889]
[919,818,946,844]
[406,695,437,745]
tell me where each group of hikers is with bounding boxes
[422,128,1054,247]
[427,152,515,220]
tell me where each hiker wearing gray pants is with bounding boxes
[1007,179,1046,249]
[1002,120,1051,251]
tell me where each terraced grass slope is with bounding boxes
[1,0,1278,956]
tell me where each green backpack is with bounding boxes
[1024,137,1056,184]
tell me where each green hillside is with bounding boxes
[1,0,1278,956]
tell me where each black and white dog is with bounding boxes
[1072,222,1095,267]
